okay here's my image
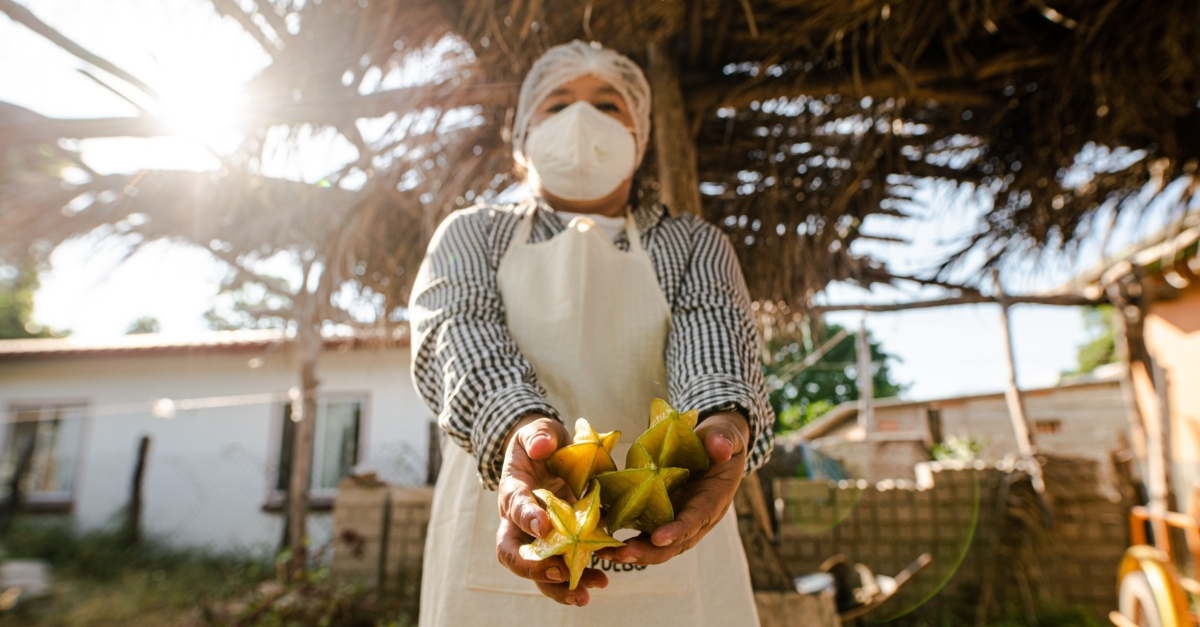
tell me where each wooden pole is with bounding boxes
[647,41,702,217]
[856,319,874,434]
[122,435,151,546]
[1108,276,1172,512]
[994,272,1043,492]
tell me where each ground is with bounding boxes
[0,522,413,627]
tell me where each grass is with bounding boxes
[0,521,412,627]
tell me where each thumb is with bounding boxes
[696,415,747,464]
[517,418,563,461]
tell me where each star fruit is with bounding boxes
[634,398,710,476]
[546,418,621,499]
[519,483,624,590]
[595,447,690,534]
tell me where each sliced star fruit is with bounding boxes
[519,482,624,590]
[630,398,710,476]
[594,445,690,534]
[546,418,621,499]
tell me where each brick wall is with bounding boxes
[773,460,1129,623]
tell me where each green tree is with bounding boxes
[1064,305,1118,376]
[124,316,161,334]
[0,264,67,340]
[764,321,905,433]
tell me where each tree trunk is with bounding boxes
[647,41,702,217]
[287,320,322,572]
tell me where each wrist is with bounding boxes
[503,413,552,452]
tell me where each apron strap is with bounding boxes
[509,205,537,252]
[624,210,645,254]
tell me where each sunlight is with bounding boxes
[158,69,248,156]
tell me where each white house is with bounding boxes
[0,330,433,555]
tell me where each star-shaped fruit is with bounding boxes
[519,483,624,590]
[594,446,690,534]
[546,418,620,499]
[631,398,710,476]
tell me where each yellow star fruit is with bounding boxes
[520,482,624,590]
[546,418,620,499]
[594,444,690,534]
[633,398,710,476]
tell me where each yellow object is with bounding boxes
[634,398,710,476]
[595,444,690,533]
[1116,545,1195,627]
[547,419,621,499]
[520,483,625,590]
[520,480,624,588]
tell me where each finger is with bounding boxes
[498,467,551,539]
[651,472,740,548]
[495,519,570,583]
[596,536,698,566]
[517,418,567,461]
[534,569,608,606]
[695,416,746,464]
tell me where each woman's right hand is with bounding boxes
[495,415,609,606]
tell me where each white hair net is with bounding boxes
[512,40,652,171]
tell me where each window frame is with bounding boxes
[264,391,370,511]
[1,399,91,513]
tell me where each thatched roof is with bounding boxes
[2,0,1198,328]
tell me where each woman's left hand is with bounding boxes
[594,411,749,565]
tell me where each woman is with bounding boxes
[410,40,775,625]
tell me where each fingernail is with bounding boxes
[547,566,564,582]
[566,594,577,606]
[653,535,674,547]
[531,518,542,537]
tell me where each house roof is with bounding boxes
[792,370,1124,442]
[0,328,410,361]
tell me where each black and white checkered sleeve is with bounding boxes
[665,218,775,474]
[409,206,560,490]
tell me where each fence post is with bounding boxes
[121,435,151,546]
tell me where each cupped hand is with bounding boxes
[494,415,609,606]
[594,411,749,566]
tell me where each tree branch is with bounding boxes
[0,0,161,102]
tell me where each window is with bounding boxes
[1,404,86,504]
[1034,419,1062,435]
[275,398,363,500]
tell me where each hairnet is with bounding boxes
[512,40,652,171]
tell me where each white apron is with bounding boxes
[419,206,759,626]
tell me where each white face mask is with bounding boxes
[524,101,637,202]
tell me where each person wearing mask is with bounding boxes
[410,40,775,626]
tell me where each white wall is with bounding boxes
[0,344,431,555]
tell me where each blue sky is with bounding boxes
[3,0,1185,401]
